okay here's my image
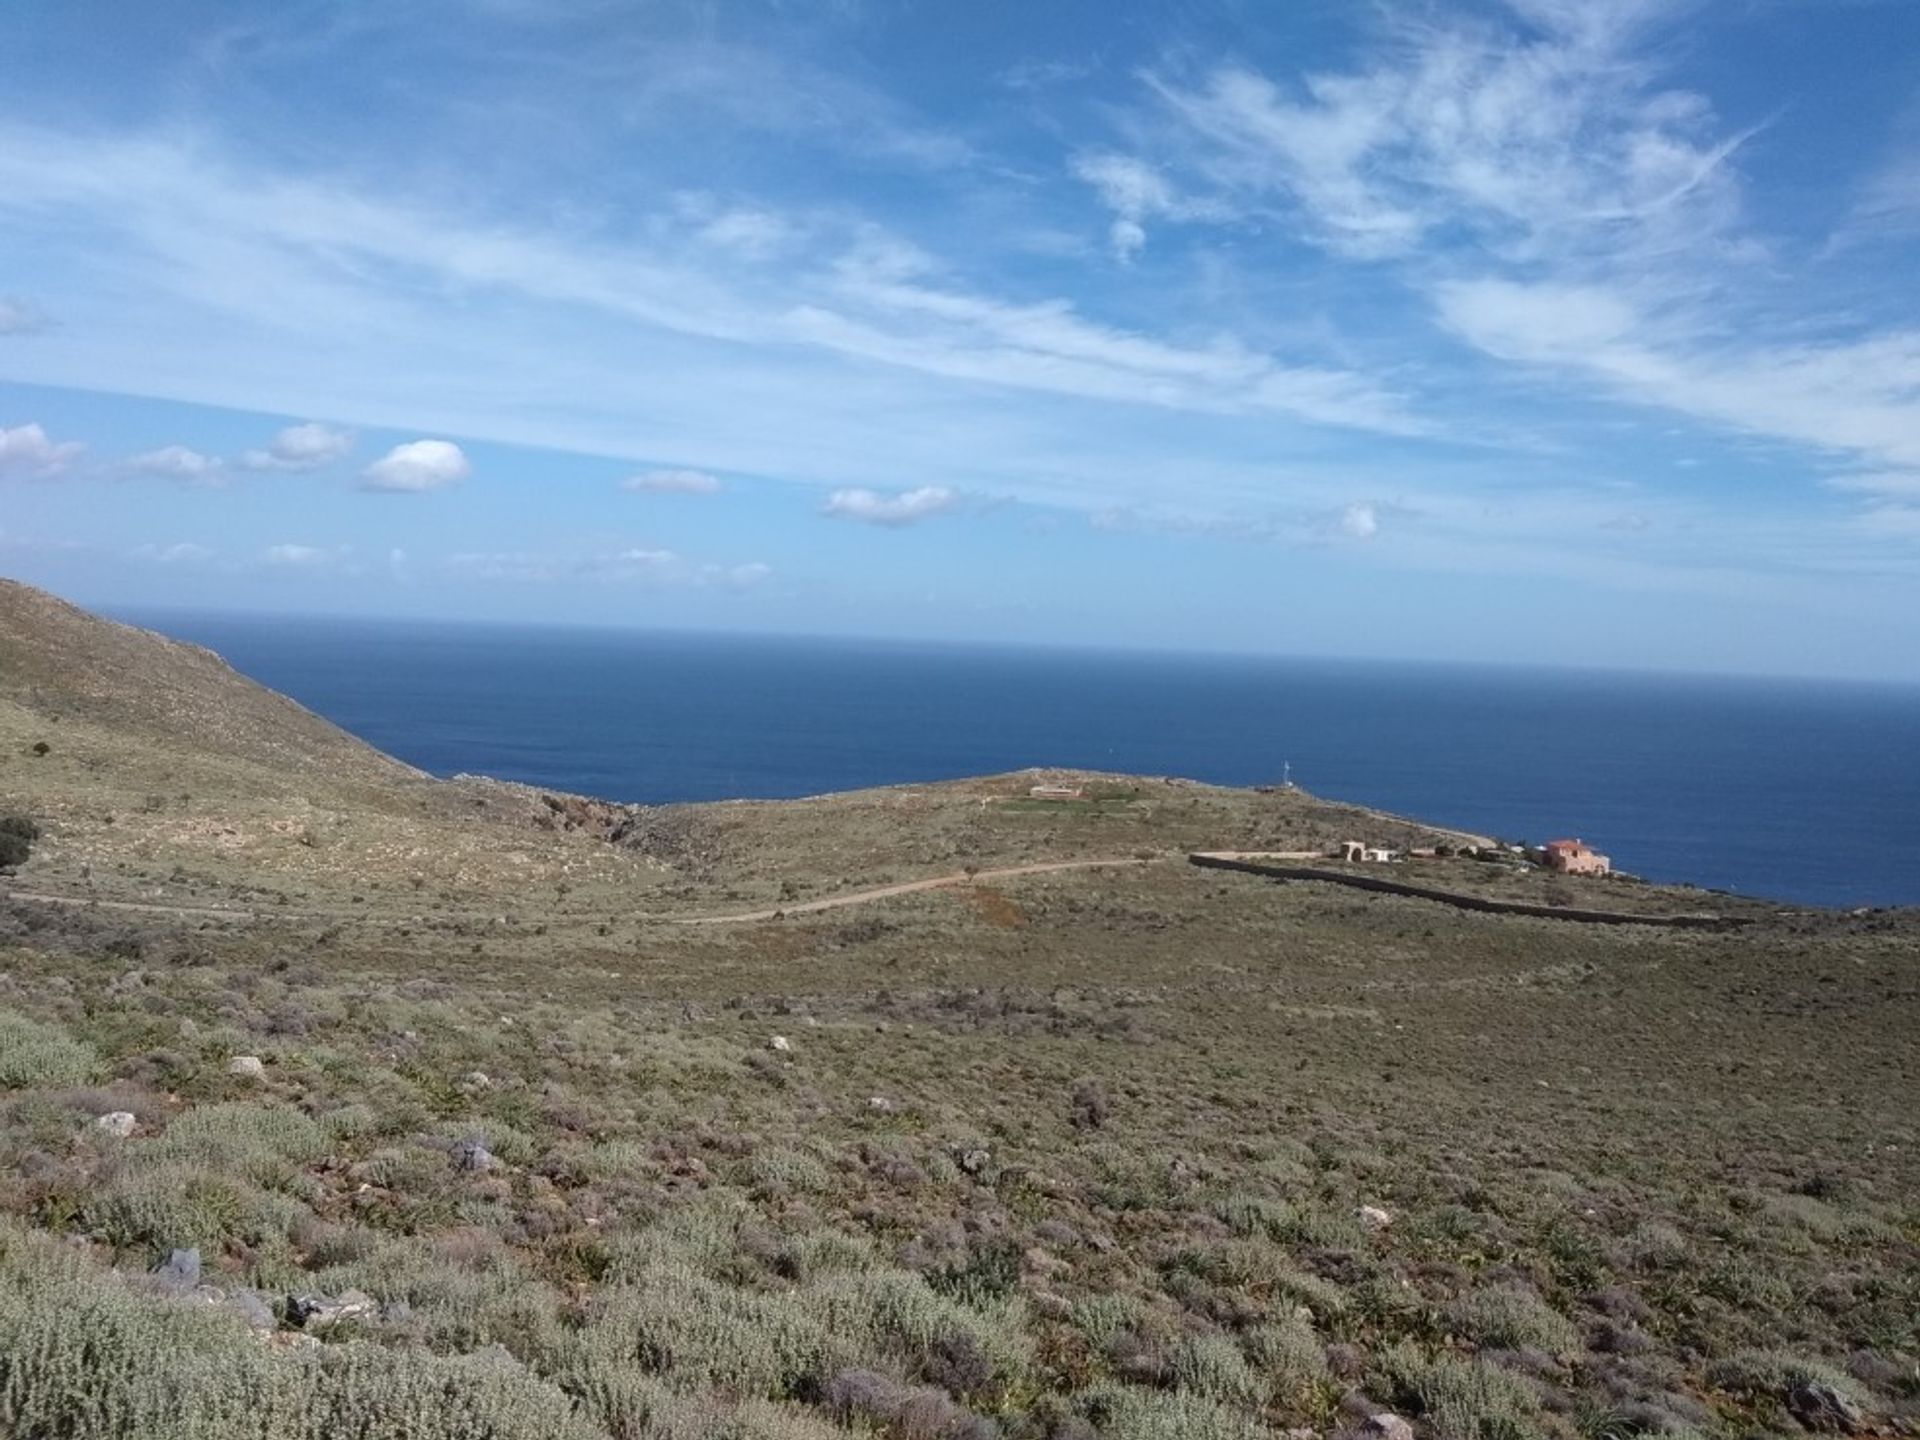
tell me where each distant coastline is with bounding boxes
[119,609,1920,909]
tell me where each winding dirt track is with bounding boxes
[669,856,1155,925]
[2,856,1159,929]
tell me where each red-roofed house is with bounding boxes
[1542,838,1611,876]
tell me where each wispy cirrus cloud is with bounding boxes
[0,295,48,335]
[132,541,216,565]
[1142,0,1751,267]
[621,468,722,495]
[444,546,772,588]
[1115,0,1920,516]
[1071,152,1228,262]
[0,122,1431,459]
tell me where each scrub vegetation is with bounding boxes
[0,580,1916,1439]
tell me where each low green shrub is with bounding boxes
[572,1261,842,1397]
[1707,1349,1873,1411]
[144,1102,330,1183]
[1077,1382,1265,1440]
[1243,1318,1330,1405]
[1374,1341,1547,1440]
[0,1012,98,1089]
[1448,1285,1581,1356]
[1170,1332,1260,1404]
[0,1223,606,1440]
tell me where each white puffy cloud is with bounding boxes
[621,468,723,494]
[128,444,224,483]
[821,485,959,526]
[359,439,470,492]
[0,296,47,335]
[724,561,773,588]
[241,422,355,472]
[0,422,83,476]
[1337,502,1379,540]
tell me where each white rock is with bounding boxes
[868,1096,895,1112]
[1362,1414,1417,1440]
[768,1035,792,1053]
[94,1111,137,1138]
[1358,1204,1393,1231]
[227,1055,267,1080]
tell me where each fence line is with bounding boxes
[1187,854,1746,929]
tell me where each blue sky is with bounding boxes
[2,0,1918,679]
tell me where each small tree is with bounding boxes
[0,814,37,868]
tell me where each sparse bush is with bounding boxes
[1449,1285,1581,1356]
[1070,1078,1110,1130]
[0,816,37,868]
[1622,1220,1688,1270]
[0,1012,98,1088]
[1374,1341,1547,1440]
[1243,1318,1329,1405]
[1170,1332,1260,1404]
[1077,1382,1264,1440]
[0,1222,605,1439]
[575,1262,842,1396]
[1707,1349,1874,1414]
[813,1269,1031,1388]
[743,1145,832,1196]
[1072,1293,1153,1351]
[144,1101,330,1183]
[1213,1192,1296,1241]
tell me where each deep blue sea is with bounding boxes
[123,611,1920,910]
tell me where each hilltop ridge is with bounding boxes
[0,578,423,789]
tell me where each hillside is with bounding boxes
[1,580,1916,1440]
[0,579,422,788]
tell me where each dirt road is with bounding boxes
[668,855,1156,925]
[3,855,1159,929]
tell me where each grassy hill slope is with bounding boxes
[0,580,1914,1440]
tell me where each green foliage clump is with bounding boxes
[0,1223,606,1440]
[573,1262,842,1397]
[1170,1332,1260,1404]
[1447,1285,1581,1356]
[0,1011,99,1089]
[1078,1383,1265,1440]
[0,815,37,868]
[813,1268,1031,1384]
[143,1102,330,1182]
[1072,1292,1154,1351]
[1706,1349,1873,1410]
[741,1145,832,1196]
[1243,1318,1330,1405]
[1374,1341,1548,1440]
[1213,1192,1296,1240]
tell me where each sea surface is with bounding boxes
[125,611,1920,910]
